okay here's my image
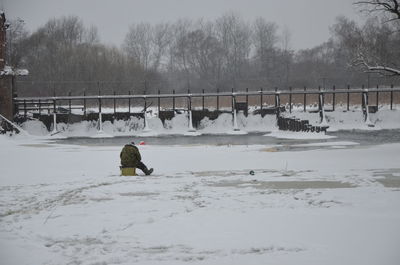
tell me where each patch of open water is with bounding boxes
[53,129,400,151]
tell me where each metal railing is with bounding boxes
[14,86,400,116]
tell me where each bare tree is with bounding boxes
[124,23,153,71]
[216,13,252,88]
[252,18,279,84]
[170,19,193,90]
[152,23,171,71]
[6,18,29,68]
[14,12,397,97]
[355,0,400,21]
[280,26,293,87]
[184,22,224,89]
[352,0,400,76]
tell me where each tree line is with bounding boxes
[6,2,400,97]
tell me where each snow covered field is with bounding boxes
[1,130,400,265]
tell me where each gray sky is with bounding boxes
[2,0,363,50]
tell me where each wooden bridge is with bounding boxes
[14,86,400,114]
[9,86,400,133]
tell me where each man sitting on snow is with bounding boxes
[120,141,153,175]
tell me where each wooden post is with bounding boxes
[260,88,263,110]
[231,87,234,113]
[362,89,368,122]
[332,85,336,111]
[98,87,102,115]
[38,99,41,115]
[217,88,219,111]
[361,84,365,110]
[275,90,280,119]
[52,84,56,116]
[188,89,191,112]
[53,99,57,132]
[143,91,146,120]
[98,83,101,124]
[83,90,87,116]
[23,99,27,118]
[376,85,379,107]
[390,84,394,110]
[128,91,131,114]
[172,90,176,112]
[202,89,205,111]
[289,86,292,113]
[347,85,350,111]
[158,90,161,114]
[231,88,234,113]
[232,95,239,131]
[68,91,72,113]
[246,88,249,107]
[318,91,324,123]
[187,90,194,131]
[53,99,57,114]
[113,91,116,115]
[303,86,306,112]
[143,98,147,129]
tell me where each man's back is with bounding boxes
[120,144,141,167]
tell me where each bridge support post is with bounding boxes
[98,98,103,133]
[187,93,195,132]
[143,97,151,132]
[83,90,87,117]
[232,96,239,131]
[347,85,350,111]
[216,88,219,111]
[275,89,282,130]
[289,87,292,113]
[319,92,328,126]
[390,84,393,110]
[362,89,374,127]
[172,90,176,112]
[128,91,131,114]
[51,99,58,134]
[275,91,281,122]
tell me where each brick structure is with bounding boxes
[0,12,28,121]
[0,12,6,70]
[0,11,14,120]
[0,75,14,120]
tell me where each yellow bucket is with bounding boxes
[120,167,136,176]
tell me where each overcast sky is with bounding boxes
[2,0,364,50]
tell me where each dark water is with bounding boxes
[328,129,400,145]
[55,129,400,147]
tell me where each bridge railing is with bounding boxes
[14,86,400,117]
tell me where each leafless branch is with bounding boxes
[354,0,400,20]
[353,54,400,76]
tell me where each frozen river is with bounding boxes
[1,129,400,265]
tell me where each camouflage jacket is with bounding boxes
[120,144,142,167]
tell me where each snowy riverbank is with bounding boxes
[15,106,400,139]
